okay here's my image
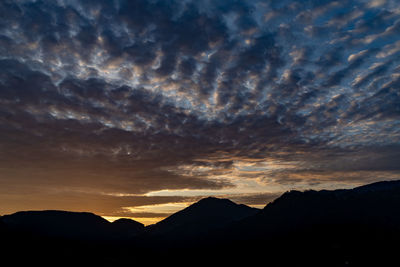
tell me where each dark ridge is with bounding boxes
[1,180,400,266]
[111,218,145,237]
[146,196,259,239]
[1,210,144,240]
[223,179,400,240]
[353,179,400,192]
[112,218,144,228]
[1,210,110,240]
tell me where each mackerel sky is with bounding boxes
[0,0,399,224]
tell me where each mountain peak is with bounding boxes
[354,180,400,192]
[148,197,259,237]
[1,210,145,240]
[194,197,237,207]
[110,218,145,237]
[111,218,144,230]
[2,210,109,225]
[198,196,224,202]
[269,180,400,209]
[1,210,111,240]
[185,197,259,214]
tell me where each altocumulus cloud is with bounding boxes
[0,0,399,222]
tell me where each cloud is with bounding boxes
[0,0,399,222]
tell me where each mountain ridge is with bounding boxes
[1,210,145,240]
[1,180,400,265]
[145,196,259,240]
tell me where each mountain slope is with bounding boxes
[262,179,400,229]
[147,197,259,239]
[1,180,400,265]
[224,180,400,240]
[188,180,400,266]
[1,210,144,240]
[111,218,145,238]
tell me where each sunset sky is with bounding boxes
[1,0,400,225]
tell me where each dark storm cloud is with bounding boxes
[0,0,400,218]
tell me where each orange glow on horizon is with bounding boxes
[102,216,166,226]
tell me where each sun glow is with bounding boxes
[102,216,163,226]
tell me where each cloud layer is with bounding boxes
[0,0,399,222]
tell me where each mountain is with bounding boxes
[111,218,144,238]
[241,179,400,237]
[207,180,400,266]
[2,180,400,265]
[1,210,144,241]
[352,179,400,193]
[146,197,259,239]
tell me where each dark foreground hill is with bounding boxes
[1,210,144,240]
[207,180,400,266]
[146,197,259,240]
[1,180,400,266]
[230,179,400,240]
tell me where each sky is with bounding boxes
[0,0,399,225]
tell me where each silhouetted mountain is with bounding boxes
[202,180,400,266]
[353,179,400,193]
[237,179,400,238]
[2,180,400,266]
[1,210,144,241]
[111,218,144,238]
[147,197,259,240]
[0,215,6,234]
